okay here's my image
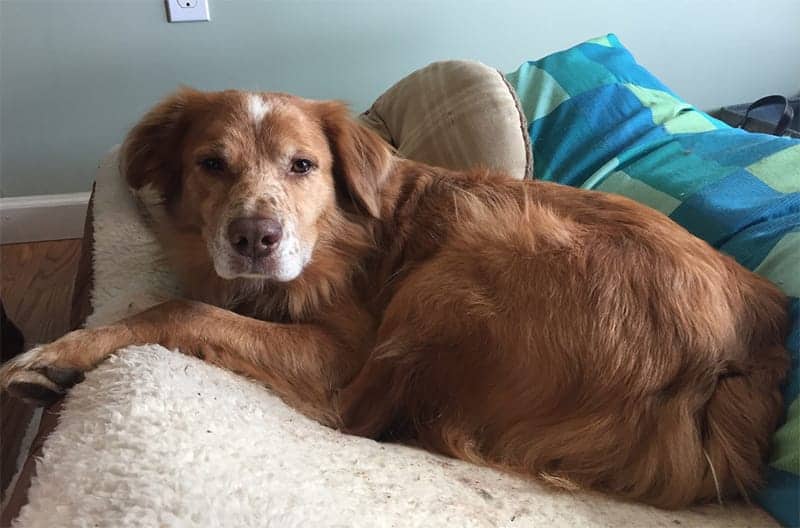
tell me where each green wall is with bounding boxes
[2,0,799,196]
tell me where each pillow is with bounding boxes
[506,34,800,527]
[360,60,532,180]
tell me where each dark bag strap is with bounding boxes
[737,95,795,136]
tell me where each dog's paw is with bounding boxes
[0,346,85,406]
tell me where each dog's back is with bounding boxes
[341,169,789,508]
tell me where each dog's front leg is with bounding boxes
[0,300,351,426]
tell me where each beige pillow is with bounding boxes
[359,60,533,180]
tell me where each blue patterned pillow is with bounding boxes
[507,34,800,526]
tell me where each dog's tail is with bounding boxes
[699,342,789,503]
[696,270,791,505]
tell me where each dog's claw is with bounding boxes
[37,366,85,388]
[0,346,86,406]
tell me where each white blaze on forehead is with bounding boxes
[247,93,271,124]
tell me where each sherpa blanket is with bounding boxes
[12,150,778,527]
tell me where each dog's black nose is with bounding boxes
[227,217,283,258]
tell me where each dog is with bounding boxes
[0,88,789,509]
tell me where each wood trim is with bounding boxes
[70,186,96,331]
[0,192,91,244]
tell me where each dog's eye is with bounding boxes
[290,158,314,175]
[199,157,226,172]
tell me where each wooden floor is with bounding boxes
[1,239,82,345]
[0,239,82,502]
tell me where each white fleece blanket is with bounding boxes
[14,149,778,527]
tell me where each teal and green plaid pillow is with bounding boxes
[507,34,800,526]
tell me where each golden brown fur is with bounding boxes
[0,89,789,509]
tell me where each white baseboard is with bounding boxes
[0,192,91,244]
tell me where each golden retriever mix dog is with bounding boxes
[0,89,789,509]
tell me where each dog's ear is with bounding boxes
[122,87,200,198]
[316,101,393,219]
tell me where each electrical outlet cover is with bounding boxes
[166,0,210,23]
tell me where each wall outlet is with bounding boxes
[165,0,210,23]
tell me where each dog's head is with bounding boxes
[123,89,392,282]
